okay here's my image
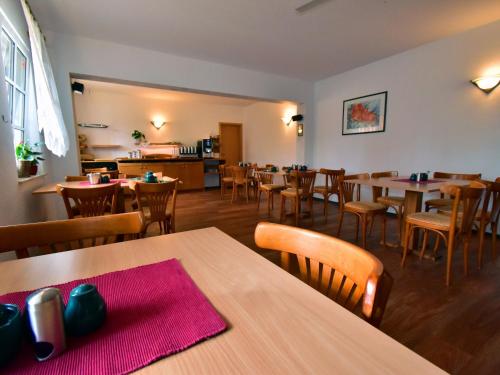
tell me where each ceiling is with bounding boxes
[77,79,260,107]
[30,0,500,81]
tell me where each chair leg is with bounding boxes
[337,210,344,237]
[267,191,272,216]
[478,219,486,269]
[492,221,498,261]
[369,215,375,236]
[257,190,262,210]
[401,223,412,267]
[295,198,300,227]
[280,195,285,223]
[446,233,456,286]
[245,183,249,203]
[361,215,367,249]
[464,232,472,276]
[355,216,360,242]
[323,194,328,221]
[419,230,428,260]
[309,196,314,225]
[231,183,236,203]
[397,207,403,243]
[381,214,387,247]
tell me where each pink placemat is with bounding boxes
[78,179,129,186]
[392,178,443,184]
[0,259,227,374]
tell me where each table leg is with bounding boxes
[402,190,423,249]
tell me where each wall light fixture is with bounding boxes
[471,74,500,94]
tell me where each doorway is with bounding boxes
[219,123,243,166]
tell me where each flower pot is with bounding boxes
[17,160,31,178]
[30,164,38,176]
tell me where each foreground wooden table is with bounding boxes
[0,227,445,374]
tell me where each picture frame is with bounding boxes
[342,91,387,135]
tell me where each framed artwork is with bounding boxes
[342,91,387,135]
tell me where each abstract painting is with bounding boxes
[342,91,387,135]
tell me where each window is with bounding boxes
[1,28,28,148]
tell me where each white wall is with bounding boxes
[45,31,314,183]
[313,21,500,182]
[74,90,244,159]
[243,102,298,167]
[0,0,49,228]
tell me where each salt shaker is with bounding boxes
[25,288,66,361]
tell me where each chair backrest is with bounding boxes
[134,180,178,222]
[58,183,120,219]
[339,173,369,204]
[433,171,481,180]
[319,168,345,192]
[254,222,392,327]
[0,212,145,259]
[219,164,233,178]
[371,171,398,200]
[289,170,316,194]
[255,171,274,185]
[232,166,249,184]
[459,182,486,234]
[65,175,88,182]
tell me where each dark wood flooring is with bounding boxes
[145,189,500,375]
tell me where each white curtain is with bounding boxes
[0,13,10,125]
[21,0,68,157]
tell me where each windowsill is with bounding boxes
[18,173,47,184]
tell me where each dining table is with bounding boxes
[0,227,445,374]
[347,176,471,247]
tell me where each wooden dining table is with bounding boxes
[347,176,470,246]
[0,227,445,374]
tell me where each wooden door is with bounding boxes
[219,123,243,166]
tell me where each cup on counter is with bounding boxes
[0,303,23,366]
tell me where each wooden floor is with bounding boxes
[145,188,499,375]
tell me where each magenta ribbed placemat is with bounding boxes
[0,259,227,374]
[392,178,443,184]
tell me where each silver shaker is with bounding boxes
[25,287,66,361]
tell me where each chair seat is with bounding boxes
[222,177,233,183]
[281,188,304,197]
[377,196,404,207]
[344,201,386,213]
[314,186,338,194]
[261,184,284,191]
[406,212,451,230]
[438,205,486,221]
[426,198,453,208]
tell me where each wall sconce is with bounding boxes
[471,74,500,94]
[150,119,166,130]
[297,123,304,136]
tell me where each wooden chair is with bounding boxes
[337,174,388,250]
[402,182,485,286]
[65,175,88,182]
[134,180,179,235]
[314,168,345,221]
[254,222,393,327]
[0,212,145,259]
[219,165,233,200]
[255,171,284,216]
[371,171,405,242]
[231,166,251,203]
[58,183,120,219]
[425,172,481,211]
[477,178,500,268]
[280,170,316,226]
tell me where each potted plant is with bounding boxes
[15,141,44,177]
[131,130,146,145]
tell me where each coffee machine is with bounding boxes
[197,138,213,158]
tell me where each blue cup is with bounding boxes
[0,304,22,366]
[64,284,106,336]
